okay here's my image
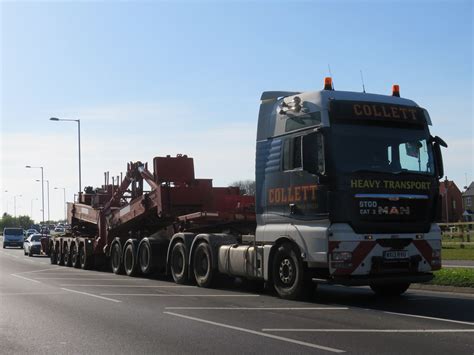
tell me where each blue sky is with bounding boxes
[1,0,472,221]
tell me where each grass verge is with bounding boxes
[429,268,474,288]
[442,244,474,260]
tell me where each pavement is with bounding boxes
[442,260,474,268]
[1,247,474,354]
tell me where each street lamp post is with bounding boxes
[13,194,22,217]
[37,179,50,222]
[54,187,66,221]
[26,165,45,225]
[50,117,82,196]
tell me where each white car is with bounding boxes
[23,234,42,256]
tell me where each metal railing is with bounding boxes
[439,222,474,243]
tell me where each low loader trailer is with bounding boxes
[48,78,447,299]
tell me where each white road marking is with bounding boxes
[0,292,66,296]
[384,311,474,326]
[61,288,121,303]
[35,277,142,280]
[164,311,345,353]
[443,265,474,269]
[101,293,260,297]
[165,307,348,310]
[11,274,42,284]
[60,284,191,287]
[262,328,474,333]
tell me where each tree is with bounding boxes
[0,213,34,231]
[230,180,256,196]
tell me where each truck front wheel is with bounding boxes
[272,243,305,300]
[171,242,188,284]
[193,242,214,288]
[370,283,410,297]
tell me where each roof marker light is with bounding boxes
[392,84,400,97]
[324,77,333,90]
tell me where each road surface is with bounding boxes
[1,247,473,354]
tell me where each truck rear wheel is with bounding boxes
[272,242,305,300]
[79,245,93,270]
[193,242,214,288]
[171,242,188,284]
[110,242,123,274]
[64,244,72,267]
[57,246,65,266]
[123,244,139,277]
[50,245,57,264]
[370,283,410,297]
[138,240,154,275]
[71,244,80,268]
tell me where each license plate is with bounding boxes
[384,250,408,260]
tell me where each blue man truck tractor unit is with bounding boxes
[51,78,446,299]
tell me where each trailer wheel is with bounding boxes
[123,244,139,277]
[110,242,123,274]
[138,240,154,275]
[193,242,214,288]
[64,244,72,267]
[171,242,188,284]
[79,245,93,270]
[71,244,80,268]
[272,242,305,300]
[50,245,57,264]
[370,283,410,297]
[57,245,65,266]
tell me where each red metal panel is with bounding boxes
[154,155,195,183]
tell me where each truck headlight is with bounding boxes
[332,251,352,261]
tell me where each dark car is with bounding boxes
[3,228,24,248]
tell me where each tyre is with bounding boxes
[64,244,72,267]
[71,244,80,268]
[24,248,27,256]
[271,242,305,300]
[110,242,123,274]
[123,244,139,277]
[193,242,214,288]
[79,244,93,270]
[57,246,65,266]
[50,246,57,264]
[3,243,7,248]
[170,242,188,284]
[370,283,410,297]
[29,250,33,257]
[138,240,154,275]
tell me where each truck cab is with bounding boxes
[255,79,447,298]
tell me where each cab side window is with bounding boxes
[283,136,302,171]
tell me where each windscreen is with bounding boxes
[330,124,434,175]
[31,235,42,242]
[4,228,23,235]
